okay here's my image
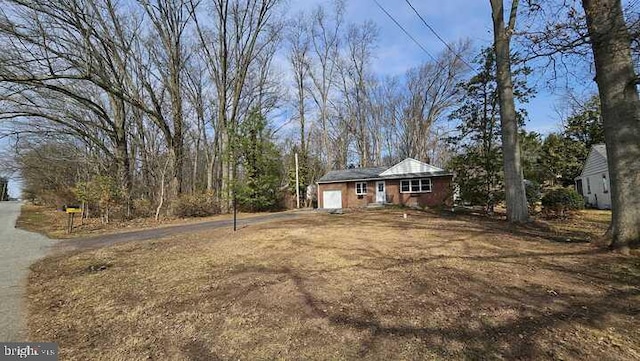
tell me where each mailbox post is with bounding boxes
[65,206,82,234]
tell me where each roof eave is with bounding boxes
[317,172,453,184]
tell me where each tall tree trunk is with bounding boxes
[168,139,182,208]
[192,138,199,194]
[111,96,132,218]
[582,0,640,252]
[490,0,529,223]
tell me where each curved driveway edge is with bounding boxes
[55,211,307,252]
[0,201,56,341]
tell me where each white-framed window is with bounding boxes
[400,178,432,193]
[355,182,367,195]
[587,177,591,194]
[401,180,410,192]
[602,174,609,193]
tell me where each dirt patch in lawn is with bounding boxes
[16,204,275,239]
[27,209,639,360]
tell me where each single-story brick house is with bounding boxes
[317,158,453,209]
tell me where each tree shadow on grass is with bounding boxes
[281,262,640,360]
[168,210,634,359]
[200,230,640,359]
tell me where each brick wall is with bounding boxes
[318,176,452,209]
[386,176,453,208]
[345,181,375,208]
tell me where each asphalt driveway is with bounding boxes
[55,211,306,252]
[0,201,55,341]
[1,205,307,341]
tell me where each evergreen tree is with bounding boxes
[520,131,544,183]
[448,48,532,212]
[564,95,604,148]
[538,134,587,187]
[527,95,602,189]
[236,111,283,212]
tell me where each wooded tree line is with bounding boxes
[0,0,472,216]
[0,0,637,249]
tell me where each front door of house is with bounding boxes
[376,181,385,203]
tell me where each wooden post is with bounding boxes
[67,213,75,234]
[233,191,237,232]
[65,207,81,233]
[295,152,300,208]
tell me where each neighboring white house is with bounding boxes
[575,144,611,209]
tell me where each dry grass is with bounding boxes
[16,204,272,239]
[28,209,640,360]
[16,204,68,238]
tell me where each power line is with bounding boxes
[404,0,476,72]
[373,0,437,62]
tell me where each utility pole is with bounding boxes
[295,152,300,208]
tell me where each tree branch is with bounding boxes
[508,0,520,34]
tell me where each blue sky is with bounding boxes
[288,0,597,134]
[1,0,602,197]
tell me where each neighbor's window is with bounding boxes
[602,174,608,193]
[400,178,432,193]
[355,182,367,195]
[587,177,591,194]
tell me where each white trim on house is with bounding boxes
[322,190,342,209]
[376,181,386,203]
[355,182,367,195]
[379,158,444,177]
[400,178,432,193]
[317,174,452,184]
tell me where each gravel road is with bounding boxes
[0,201,55,341]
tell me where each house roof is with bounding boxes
[592,144,607,160]
[318,166,388,183]
[317,158,452,184]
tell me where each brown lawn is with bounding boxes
[17,204,270,239]
[27,209,640,360]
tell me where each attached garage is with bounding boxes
[322,190,342,209]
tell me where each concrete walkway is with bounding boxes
[0,202,56,341]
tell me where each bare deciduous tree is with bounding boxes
[490,0,530,223]
[582,0,640,251]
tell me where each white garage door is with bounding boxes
[323,190,342,209]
